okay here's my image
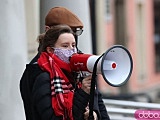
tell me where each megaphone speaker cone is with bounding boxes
[101,45,133,87]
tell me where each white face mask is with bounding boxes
[53,48,77,63]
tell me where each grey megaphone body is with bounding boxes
[69,45,133,87]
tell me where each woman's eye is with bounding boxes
[63,45,68,48]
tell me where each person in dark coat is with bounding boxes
[20,7,110,120]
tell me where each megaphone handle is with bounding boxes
[88,54,104,120]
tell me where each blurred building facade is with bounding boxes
[97,0,160,102]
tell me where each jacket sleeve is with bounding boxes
[32,72,62,120]
[72,88,90,120]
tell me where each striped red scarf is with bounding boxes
[38,52,74,120]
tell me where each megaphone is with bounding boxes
[69,45,133,87]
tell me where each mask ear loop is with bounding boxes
[50,47,55,54]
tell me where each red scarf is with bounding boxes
[38,52,74,120]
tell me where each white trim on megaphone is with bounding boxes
[69,45,133,87]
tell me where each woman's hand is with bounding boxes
[81,75,92,94]
[84,107,97,120]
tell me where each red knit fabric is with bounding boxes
[38,52,74,120]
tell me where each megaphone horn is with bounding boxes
[69,45,133,87]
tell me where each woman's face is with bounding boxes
[49,33,77,63]
[54,33,76,50]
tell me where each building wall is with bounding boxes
[25,0,39,61]
[0,0,27,120]
[101,0,160,102]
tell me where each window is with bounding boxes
[105,0,112,21]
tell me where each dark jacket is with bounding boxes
[20,56,110,120]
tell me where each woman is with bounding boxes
[32,24,110,120]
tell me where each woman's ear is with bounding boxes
[46,47,53,53]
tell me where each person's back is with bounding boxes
[20,63,43,120]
